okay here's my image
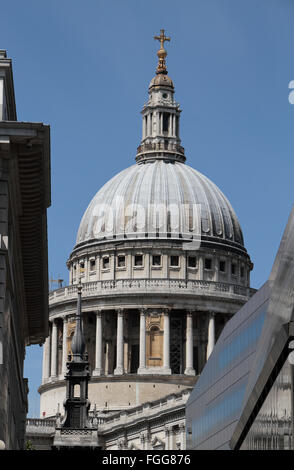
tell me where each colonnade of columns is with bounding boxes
[142,112,179,139]
[42,309,216,384]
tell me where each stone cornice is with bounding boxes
[0,121,51,345]
[0,51,17,120]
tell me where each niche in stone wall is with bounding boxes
[146,313,163,367]
[73,384,80,398]
[57,320,63,375]
[67,320,76,357]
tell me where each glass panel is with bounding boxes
[241,357,293,450]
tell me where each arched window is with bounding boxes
[73,384,80,398]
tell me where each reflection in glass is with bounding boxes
[241,357,293,450]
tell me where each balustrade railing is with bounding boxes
[26,416,106,430]
[136,141,185,155]
[26,418,56,427]
[49,278,253,305]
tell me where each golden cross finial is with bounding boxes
[154,29,170,49]
[154,29,171,75]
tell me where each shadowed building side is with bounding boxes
[0,50,51,450]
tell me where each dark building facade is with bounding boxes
[0,50,51,449]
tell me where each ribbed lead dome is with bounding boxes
[75,160,244,250]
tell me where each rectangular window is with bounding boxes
[205,258,212,270]
[134,255,143,266]
[170,255,179,267]
[231,263,237,275]
[241,266,245,278]
[80,262,85,273]
[102,257,110,269]
[188,256,197,268]
[117,255,126,267]
[90,259,96,271]
[152,255,161,266]
[219,260,226,273]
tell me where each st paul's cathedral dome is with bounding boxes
[39,31,254,450]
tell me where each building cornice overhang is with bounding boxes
[48,279,255,317]
[0,51,17,120]
[0,121,51,345]
[141,102,181,112]
[70,233,250,261]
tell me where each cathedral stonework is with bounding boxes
[37,30,254,450]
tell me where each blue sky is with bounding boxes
[2,0,293,417]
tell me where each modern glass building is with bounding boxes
[186,207,294,450]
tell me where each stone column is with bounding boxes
[140,430,150,450]
[147,114,151,137]
[169,426,174,450]
[142,115,146,140]
[156,112,159,136]
[114,309,124,375]
[140,432,145,451]
[179,423,186,450]
[168,113,172,136]
[140,431,150,451]
[150,113,153,137]
[42,334,51,384]
[185,311,195,375]
[163,309,171,374]
[172,114,176,136]
[165,425,173,450]
[93,310,103,375]
[105,341,110,375]
[138,309,147,374]
[215,257,219,282]
[150,113,153,136]
[206,312,215,360]
[61,316,68,376]
[50,319,58,378]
